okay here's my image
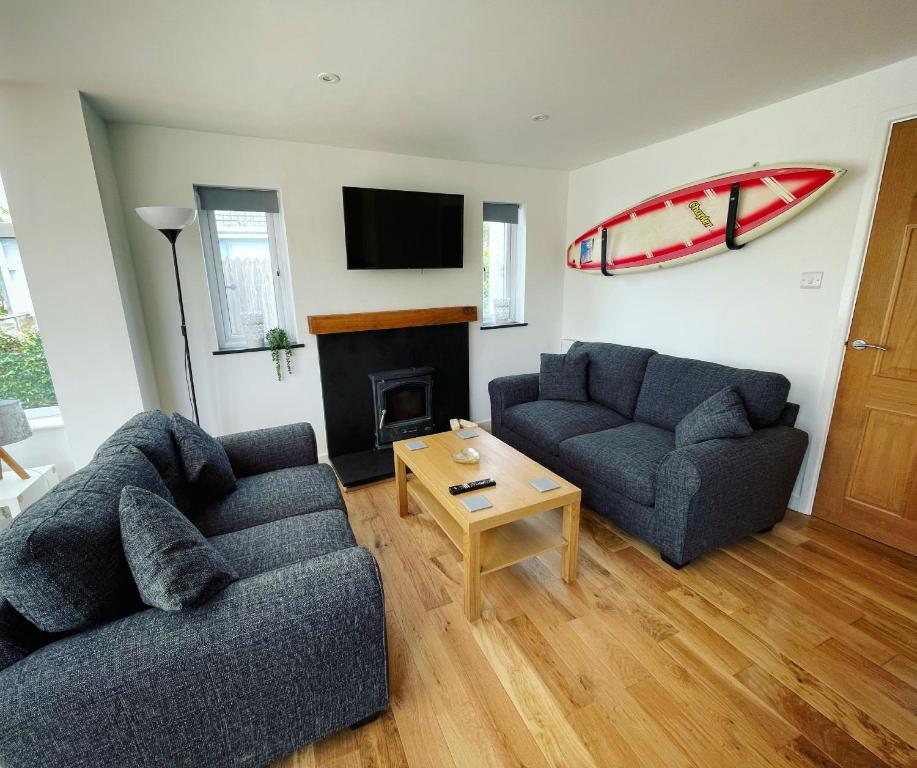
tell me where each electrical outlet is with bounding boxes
[800,271,823,289]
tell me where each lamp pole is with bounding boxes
[162,228,199,425]
[135,207,200,425]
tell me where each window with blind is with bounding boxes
[195,186,296,350]
[482,202,525,326]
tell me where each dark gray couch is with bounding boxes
[0,412,388,768]
[490,341,808,567]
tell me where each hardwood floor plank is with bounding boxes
[502,613,593,715]
[566,702,645,768]
[356,709,410,768]
[884,654,917,689]
[267,490,916,768]
[671,587,916,768]
[735,665,892,768]
[471,613,599,768]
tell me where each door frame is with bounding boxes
[805,105,917,514]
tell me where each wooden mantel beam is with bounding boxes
[307,305,478,335]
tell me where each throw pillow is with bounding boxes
[119,485,238,611]
[675,386,753,448]
[539,352,589,402]
[170,413,237,497]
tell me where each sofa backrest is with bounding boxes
[95,410,192,512]
[0,446,174,633]
[634,354,791,430]
[568,341,656,418]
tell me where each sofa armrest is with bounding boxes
[0,547,388,768]
[488,373,539,436]
[654,426,808,565]
[218,422,318,477]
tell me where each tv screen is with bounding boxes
[343,186,464,269]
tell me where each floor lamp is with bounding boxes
[136,206,200,425]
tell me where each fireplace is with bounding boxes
[369,367,434,448]
[309,305,476,487]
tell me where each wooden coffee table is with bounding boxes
[394,429,581,621]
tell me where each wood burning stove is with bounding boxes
[369,367,434,448]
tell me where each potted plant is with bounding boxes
[266,327,294,381]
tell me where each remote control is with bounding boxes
[448,478,496,495]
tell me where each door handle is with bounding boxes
[851,339,888,351]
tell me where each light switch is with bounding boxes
[800,271,823,289]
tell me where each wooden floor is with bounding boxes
[274,480,917,768]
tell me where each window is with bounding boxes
[196,186,296,350]
[0,174,58,412]
[482,202,525,326]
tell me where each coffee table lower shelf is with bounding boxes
[406,478,567,576]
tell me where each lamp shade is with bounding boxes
[0,399,32,446]
[135,207,197,231]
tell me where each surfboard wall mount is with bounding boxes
[725,182,744,251]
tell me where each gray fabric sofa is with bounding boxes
[490,341,808,567]
[0,412,388,768]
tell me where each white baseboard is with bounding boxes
[788,491,809,514]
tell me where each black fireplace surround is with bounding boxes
[316,322,470,487]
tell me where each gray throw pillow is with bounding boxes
[120,486,238,611]
[539,352,589,401]
[170,413,237,497]
[675,386,753,448]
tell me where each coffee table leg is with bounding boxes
[562,501,580,583]
[395,454,408,517]
[463,530,482,621]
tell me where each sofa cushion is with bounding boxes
[503,399,628,455]
[171,413,237,498]
[208,510,356,578]
[0,447,173,632]
[567,341,655,418]
[192,463,346,537]
[0,598,54,672]
[120,486,237,611]
[539,351,588,401]
[675,387,753,448]
[635,354,791,430]
[560,422,675,506]
[95,410,194,512]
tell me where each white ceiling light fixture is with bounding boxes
[317,72,341,84]
[531,113,550,122]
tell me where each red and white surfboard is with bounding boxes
[567,164,845,274]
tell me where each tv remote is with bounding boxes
[449,478,496,495]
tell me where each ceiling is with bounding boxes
[2,0,917,170]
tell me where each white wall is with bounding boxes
[0,84,149,466]
[107,124,568,455]
[564,55,917,513]
[81,97,159,411]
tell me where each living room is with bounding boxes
[1,2,916,766]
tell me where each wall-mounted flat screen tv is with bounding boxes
[343,186,464,269]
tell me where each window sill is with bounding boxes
[480,322,528,331]
[28,414,64,431]
[213,343,304,356]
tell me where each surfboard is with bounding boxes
[567,164,845,275]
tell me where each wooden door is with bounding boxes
[813,118,917,555]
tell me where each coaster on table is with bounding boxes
[460,494,492,512]
[529,477,561,492]
[405,440,428,451]
[457,429,477,439]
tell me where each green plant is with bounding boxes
[266,327,293,382]
[0,329,57,408]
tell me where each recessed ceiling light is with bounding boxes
[531,113,550,122]
[317,72,341,84]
